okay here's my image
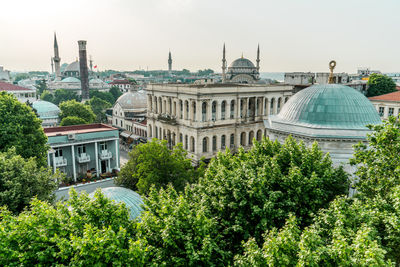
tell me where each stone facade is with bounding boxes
[147,83,293,163]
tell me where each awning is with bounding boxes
[120,131,133,138]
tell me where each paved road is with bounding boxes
[120,149,130,166]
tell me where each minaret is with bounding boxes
[256,44,260,71]
[168,50,172,75]
[51,57,54,74]
[89,55,93,72]
[222,43,227,83]
[53,33,61,79]
[78,40,90,101]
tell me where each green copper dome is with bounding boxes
[89,187,144,220]
[32,100,60,119]
[277,84,381,129]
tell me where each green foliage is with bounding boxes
[0,92,48,166]
[59,99,95,124]
[40,90,54,102]
[109,86,123,102]
[367,73,396,97]
[197,69,214,76]
[35,79,48,95]
[13,73,30,83]
[115,139,205,195]
[194,136,348,257]
[90,90,114,105]
[351,116,400,199]
[88,96,112,123]
[0,148,59,214]
[53,89,80,105]
[0,189,145,266]
[60,116,88,126]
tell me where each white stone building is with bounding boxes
[146,83,293,163]
[0,66,10,82]
[369,90,400,119]
[284,72,315,85]
[0,81,36,103]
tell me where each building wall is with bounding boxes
[146,83,293,163]
[371,100,400,119]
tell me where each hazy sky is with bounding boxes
[1,0,399,73]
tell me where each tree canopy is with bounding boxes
[115,139,205,195]
[90,90,115,105]
[0,92,48,166]
[53,89,80,105]
[60,116,88,126]
[59,99,95,124]
[367,73,396,97]
[0,148,59,214]
[87,96,112,123]
[109,86,123,102]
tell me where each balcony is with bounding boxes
[77,153,90,163]
[157,113,177,125]
[99,150,112,160]
[54,157,67,167]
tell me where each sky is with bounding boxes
[1,0,400,73]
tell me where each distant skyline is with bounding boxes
[1,0,400,73]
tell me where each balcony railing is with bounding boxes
[55,157,67,167]
[77,153,90,163]
[99,150,112,160]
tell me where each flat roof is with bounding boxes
[44,123,118,137]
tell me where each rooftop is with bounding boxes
[368,90,400,102]
[0,81,35,92]
[44,123,118,137]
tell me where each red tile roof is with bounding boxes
[369,91,400,102]
[44,123,118,137]
[0,81,34,91]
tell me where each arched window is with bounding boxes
[168,98,172,114]
[240,99,245,118]
[203,137,208,153]
[154,98,158,113]
[179,133,183,144]
[230,134,235,148]
[285,97,289,103]
[186,101,189,120]
[159,98,162,113]
[212,136,217,151]
[192,101,196,121]
[264,98,268,115]
[270,98,275,114]
[240,132,246,146]
[172,132,176,146]
[185,135,188,150]
[191,137,195,153]
[221,135,226,149]
[230,100,235,119]
[179,100,183,119]
[155,126,158,138]
[173,101,177,116]
[202,102,207,122]
[221,101,226,120]
[257,129,262,141]
[277,97,282,113]
[163,100,167,113]
[212,101,217,121]
[248,131,254,145]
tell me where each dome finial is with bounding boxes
[241,52,243,59]
[328,60,336,84]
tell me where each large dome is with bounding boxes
[32,100,60,119]
[229,57,256,68]
[65,61,80,72]
[115,90,147,111]
[89,187,144,220]
[61,77,80,83]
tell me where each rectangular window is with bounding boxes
[100,142,108,151]
[77,145,86,155]
[55,147,63,157]
[389,107,394,116]
[379,107,385,117]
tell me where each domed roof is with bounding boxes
[61,77,80,83]
[229,57,256,68]
[89,187,144,220]
[277,84,381,129]
[65,61,80,72]
[89,78,104,84]
[32,100,60,119]
[115,90,147,111]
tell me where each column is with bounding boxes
[71,145,76,182]
[207,100,212,121]
[273,98,278,114]
[95,141,99,177]
[216,101,221,121]
[52,152,56,173]
[196,100,202,122]
[115,139,119,170]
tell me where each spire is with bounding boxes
[168,50,172,74]
[256,44,260,71]
[222,43,226,83]
[54,32,58,49]
[53,32,61,80]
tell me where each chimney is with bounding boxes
[78,40,90,101]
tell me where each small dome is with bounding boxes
[32,100,60,119]
[89,187,144,220]
[115,90,147,111]
[89,78,104,84]
[61,77,80,83]
[276,84,381,129]
[229,57,256,68]
[64,61,80,72]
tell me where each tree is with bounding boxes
[367,73,396,97]
[0,92,48,166]
[13,73,30,83]
[0,189,146,266]
[59,99,95,124]
[109,86,123,102]
[0,148,60,214]
[35,79,48,96]
[53,89,80,105]
[60,116,88,126]
[87,96,111,123]
[90,90,114,105]
[40,90,54,103]
[115,139,205,195]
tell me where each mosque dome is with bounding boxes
[229,57,256,68]
[89,187,144,220]
[64,61,80,72]
[267,84,381,139]
[89,78,104,84]
[115,90,147,111]
[61,77,80,83]
[32,100,60,119]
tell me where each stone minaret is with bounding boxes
[51,57,54,74]
[222,43,227,83]
[168,50,172,75]
[78,40,90,101]
[53,33,61,79]
[256,44,260,71]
